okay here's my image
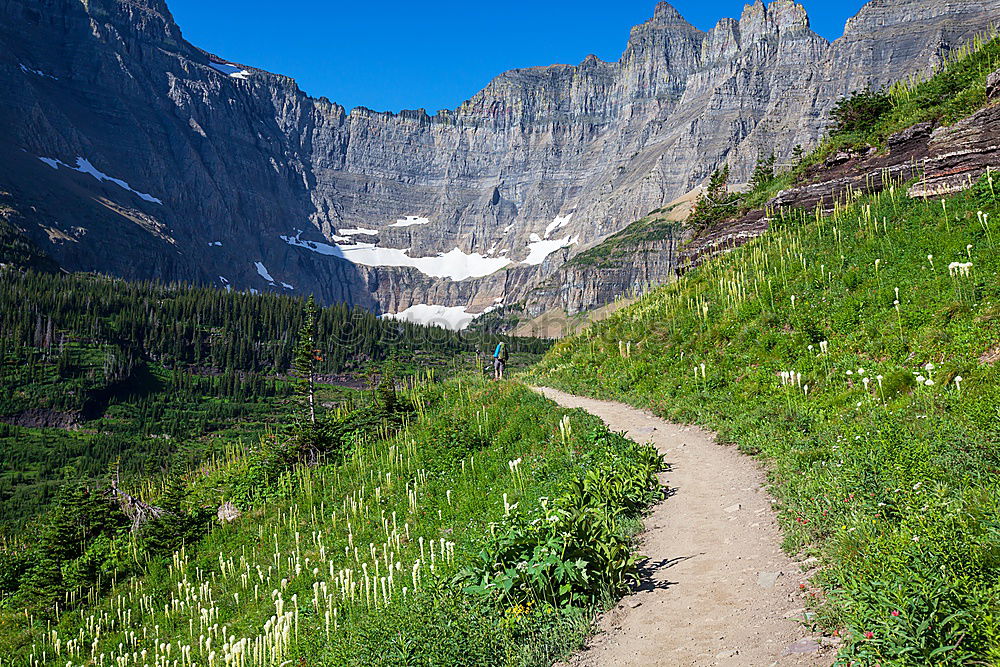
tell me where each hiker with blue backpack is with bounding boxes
[493,341,509,380]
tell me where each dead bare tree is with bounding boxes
[109,470,165,532]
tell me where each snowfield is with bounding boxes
[388,216,430,228]
[253,261,276,284]
[523,234,579,266]
[280,234,511,280]
[381,304,482,331]
[338,228,379,236]
[544,213,573,239]
[209,62,251,80]
[38,156,162,204]
[19,64,58,80]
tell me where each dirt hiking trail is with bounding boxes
[535,387,836,667]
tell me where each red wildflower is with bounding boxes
[891,610,900,617]
[864,631,874,639]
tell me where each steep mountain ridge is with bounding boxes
[1,0,997,326]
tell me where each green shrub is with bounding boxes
[457,429,663,608]
[830,88,894,136]
[971,169,1000,209]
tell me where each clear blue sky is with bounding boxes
[168,0,868,113]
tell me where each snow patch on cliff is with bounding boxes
[19,64,58,80]
[209,62,251,80]
[382,304,481,331]
[254,262,275,284]
[523,235,578,266]
[280,233,511,280]
[38,156,162,204]
[544,213,573,239]
[339,228,379,236]
[389,216,430,228]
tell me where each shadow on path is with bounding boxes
[633,554,695,592]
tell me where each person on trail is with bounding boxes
[493,341,509,380]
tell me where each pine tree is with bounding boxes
[139,475,204,555]
[749,152,777,193]
[689,164,739,230]
[293,296,320,424]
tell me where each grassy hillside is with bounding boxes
[530,174,1000,664]
[565,206,682,270]
[0,268,548,527]
[0,377,663,666]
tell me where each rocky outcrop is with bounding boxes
[0,0,998,323]
[524,235,679,318]
[768,121,935,213]
[0,408,82,429]
[909,71,1000,196]
[680,82,1000,269]
[988,68,1000,98]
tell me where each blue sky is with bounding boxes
[169,0,868,113]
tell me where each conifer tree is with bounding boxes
[293,296,320,424]
[140,474,204,555]
[749,152,777,192]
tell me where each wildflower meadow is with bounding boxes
[531,174,1000,664]
[0,378,663,666]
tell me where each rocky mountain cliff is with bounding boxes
[1,0,997,328]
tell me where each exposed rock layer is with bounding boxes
[681,81,1000,270]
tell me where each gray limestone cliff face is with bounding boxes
[0,0,997,322]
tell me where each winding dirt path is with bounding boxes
[535,387,836,667]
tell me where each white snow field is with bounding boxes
[253,262,276,284]
[381,304,482,331]
[338,228,379,236]
[38,156,162,204]
[523,233,579,266]
[544,213,573,239]
[209,62,251,80]
[19,64,58,80]
[280,234,511,281]
[388,216,430,228]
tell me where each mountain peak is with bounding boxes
[650,2,688,25]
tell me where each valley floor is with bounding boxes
[536,387,834,667]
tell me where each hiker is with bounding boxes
[493,341,509,380]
